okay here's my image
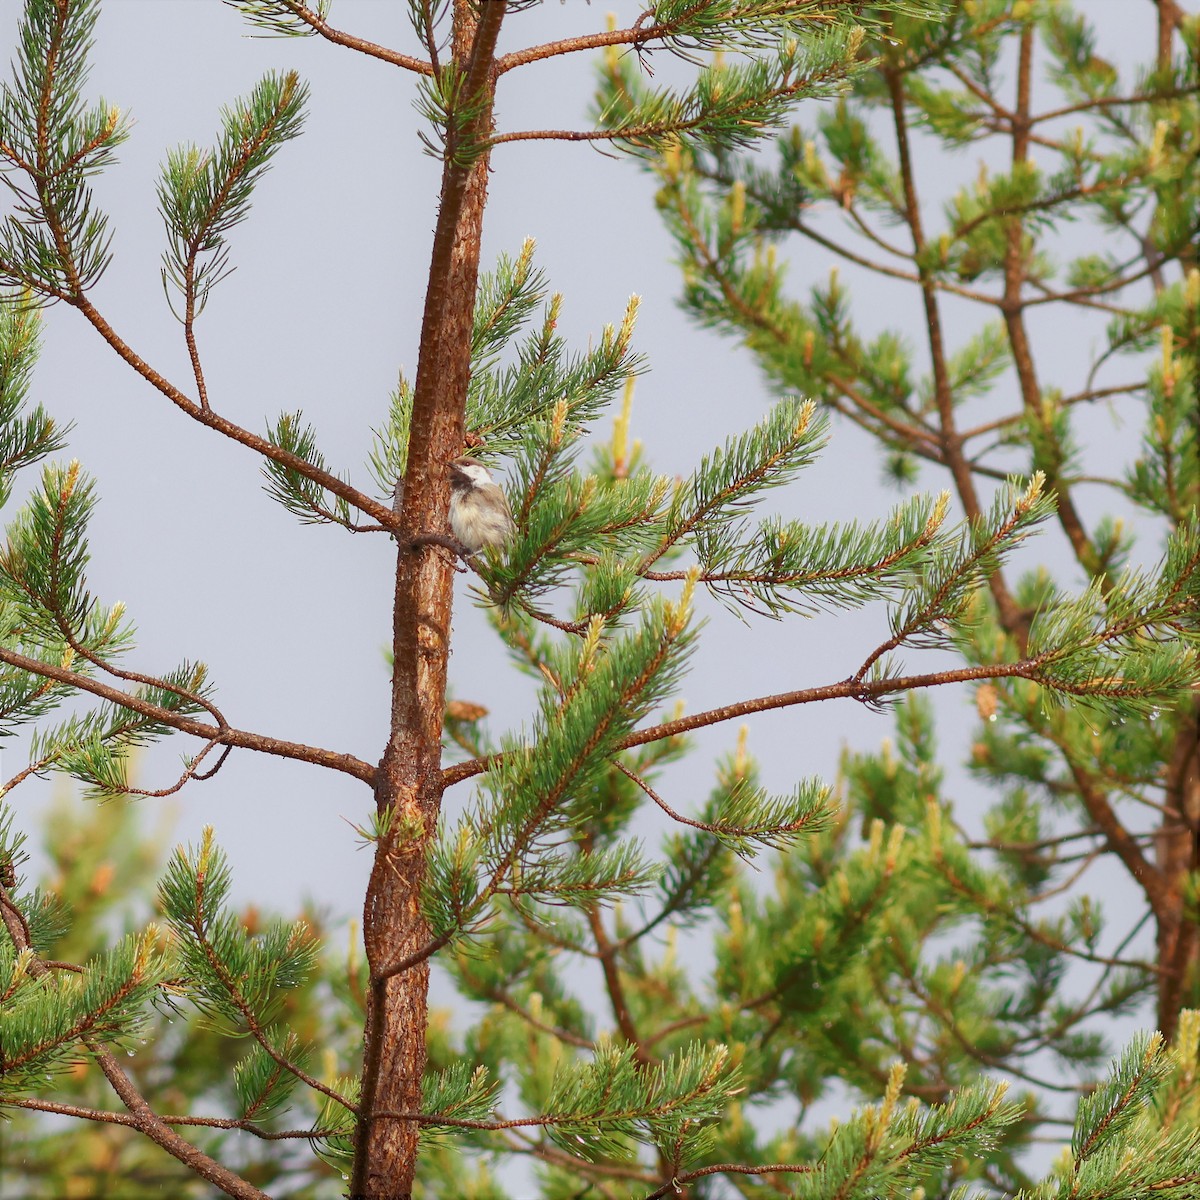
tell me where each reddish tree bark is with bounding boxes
[350,3,507,1196]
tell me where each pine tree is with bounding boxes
[0,2,1198,1199]
[600,0,1200,1023]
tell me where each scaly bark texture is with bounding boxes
[351,3,507,1196]
[1149,0,1200,1045]
[1157,702,1200,1039]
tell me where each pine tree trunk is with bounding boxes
[1150,0,1194,1044]
[1156,702,1200,1040]
[350,4,505,1194]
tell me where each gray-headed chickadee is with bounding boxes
[448,457,516,555]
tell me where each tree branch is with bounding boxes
[248,1,433,74]
[494,8,697,75]
[884,64,1025,638]
[184,875,359,1116]
[0,892,269,1200]
[444,658,1067,789]
[0,1096,338,1141]
[0,644,375,784]
[70,295,396,529]
[586,904,652,1066]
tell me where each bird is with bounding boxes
[448,457,516,555]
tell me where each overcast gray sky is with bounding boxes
[0,1,1183,1007]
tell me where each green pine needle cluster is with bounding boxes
[0,927,166,1091]
[0,0,128,297]
[221,0,330,39]
[261,410,356,527]
[159,70,308,318]
[0,304,65,507]
[158,827,320,1034]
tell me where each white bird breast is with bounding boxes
[450,479,515,552]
